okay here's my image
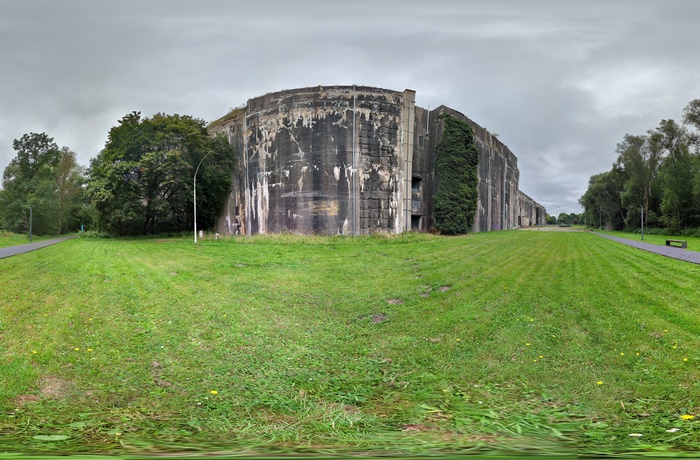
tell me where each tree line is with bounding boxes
[579,99,700,234]
[0,112,234,236]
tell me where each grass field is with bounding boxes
[1,230,700,456]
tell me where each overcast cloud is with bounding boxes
[1,0,698,214]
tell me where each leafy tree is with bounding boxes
[88,112,234,235]
[616,133,663,228]
[433,114,479,235]
[683,99,700,131]
[652,119,696,231]
[0,133,62,234]
[579,164,629,230]
[55,147,85,234]
[683,99,700,152]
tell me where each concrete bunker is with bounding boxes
[208,85,546,235]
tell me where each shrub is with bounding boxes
[79,230,111,239]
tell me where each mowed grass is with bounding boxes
[1,231,700,456]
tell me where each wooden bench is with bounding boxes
[666,239,687,249]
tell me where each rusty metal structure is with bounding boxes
[209,85,545,235]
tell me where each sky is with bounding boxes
[1,0,698,215]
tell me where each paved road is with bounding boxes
[0,234,78,259]
[594,232,700,265]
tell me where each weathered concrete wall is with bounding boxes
[410,107,434,232]
[209,85,545,236]
[210,86,415,235]
[517,191,546,227]
[425,106,520,232]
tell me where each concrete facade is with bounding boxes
[209,85,546,235]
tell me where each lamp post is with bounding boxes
[193,152,213,244]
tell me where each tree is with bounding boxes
[683,99,700,152]
[55,147,85,234]
[651,119,696,231]
[433,114,480,235]
[88,112,234,235]
[0,133,61,234]
[683,99,700,131]
[580,164,629,230]
[616,133,663,228]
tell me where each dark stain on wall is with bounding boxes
[209,85,546,235]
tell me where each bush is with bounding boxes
[79,230,111,239]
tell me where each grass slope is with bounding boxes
[1,231,699,456]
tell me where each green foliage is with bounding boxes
[87,112,235,236]
[54,148,86,234]
[581,99,700,232]
[0,134,85,236]
[0,133,61,235]
[433,114,479,234]
[78,230,111,239]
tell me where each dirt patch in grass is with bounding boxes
[14,376,72,407]
[39,376,71,398]
[372,313,388,323]
[14,394,40,407]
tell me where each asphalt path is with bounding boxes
[0,234,78,259]
[594,232,700,265]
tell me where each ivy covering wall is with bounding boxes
[434,114,479,234]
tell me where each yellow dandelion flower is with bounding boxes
[533,359,537,363]
[87,348,93,352]
[620,352,624,356]
[526,342,531,346]
[539,355,543,358]
[74,347,80,351]
[596,381,603,385]
[210,390,218,395]
[684,358,688,362]
[636,352,640,356]
[32,350,37,354]
[681,414,695,420]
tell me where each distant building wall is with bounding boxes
[209,85,545,235]
[517,191,547,227]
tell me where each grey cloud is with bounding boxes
[1,0,698,215]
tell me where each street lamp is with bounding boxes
[193,152,213,244]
